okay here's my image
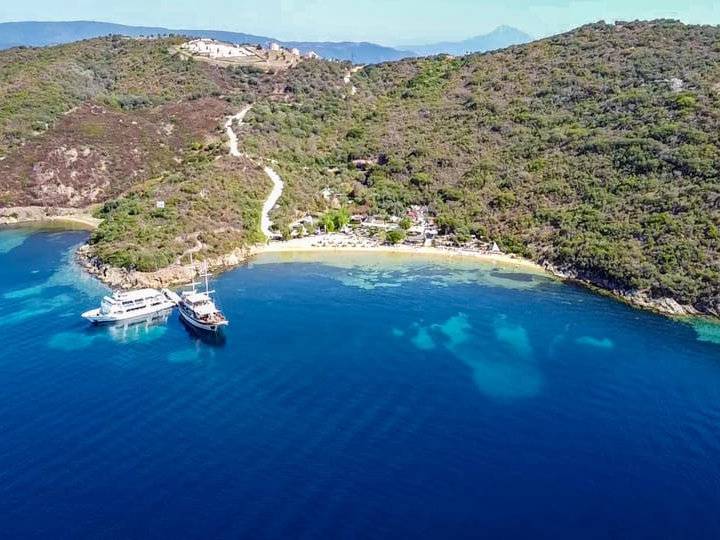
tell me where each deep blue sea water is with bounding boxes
[1,229,719,539]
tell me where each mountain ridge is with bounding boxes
[0,20,531,63]
[0,20,408,63]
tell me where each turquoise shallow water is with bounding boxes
[1,229,719,539]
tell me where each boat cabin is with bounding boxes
[101,289,168,315]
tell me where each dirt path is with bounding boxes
[260,166,284,238]
[224,106,284,240]
[224,105,253,157]
[343,65,364,96]
[176,234,204,265]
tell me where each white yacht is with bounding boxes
[178,262,228,333]
[82,288,181,324]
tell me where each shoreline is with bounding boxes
[71,236,547,291]
[255,237,547,274]
[0,206,101,231]
[254,239,715,319]
[2,217,715,321]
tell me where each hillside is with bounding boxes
[0,21,718,316]
[0,35,272,269]
[238,20,720,316]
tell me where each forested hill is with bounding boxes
[0,21,718,316]
[239,20,720,315]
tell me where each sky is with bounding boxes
[1,0,719,45]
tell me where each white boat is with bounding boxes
[178,261,228,333]
[106,310,173,343]
[82,288,180,324]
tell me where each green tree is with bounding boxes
[321,208,351,232]
[386,229,406,245]
[334,207,350,230]
[321,213,337,232]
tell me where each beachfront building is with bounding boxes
[305,51,321,59]
[269,42,281,51]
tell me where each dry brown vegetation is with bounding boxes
[1,97,232,206]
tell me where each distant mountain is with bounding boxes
[283,41,410,64]
[0,21,269,49]
[0,20,411,64]
[406,26,532,56]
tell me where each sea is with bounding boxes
[1,228,719,539]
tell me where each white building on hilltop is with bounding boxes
[181,39,254,59]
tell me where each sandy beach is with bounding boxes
[0,206,102,231]
[254,234,547,274]
[41,214,102,230]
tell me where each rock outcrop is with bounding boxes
[76,244,256,290]
[544,262,715,318]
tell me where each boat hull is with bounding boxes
[178,307,228,333]
[82,302,176,325]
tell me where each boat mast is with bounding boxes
[188,252,201,293]
[203,262,210,295]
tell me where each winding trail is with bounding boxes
[343,65,364,96]
[226,67,362,240]
[224,105,284,240]
[176,234,204,265]
[260,166,284,239]
[224,105,252,157]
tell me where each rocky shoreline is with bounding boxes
[545,264,718,319]
[74,243,258,290]
[71,237,718,321]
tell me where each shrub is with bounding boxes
[386,229,406,244]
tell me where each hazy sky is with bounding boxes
[2,0,719,45]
